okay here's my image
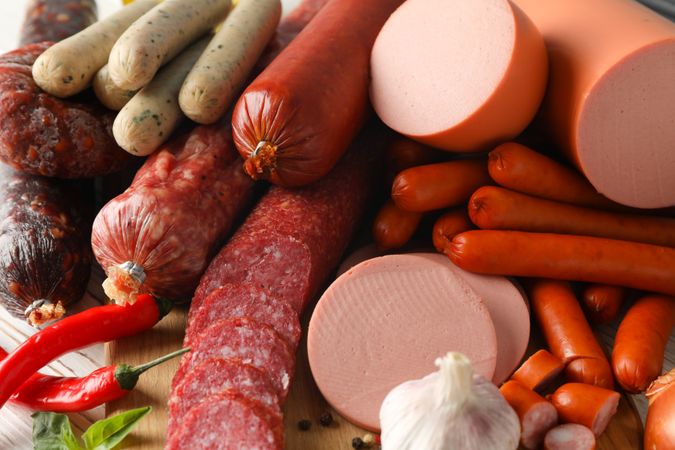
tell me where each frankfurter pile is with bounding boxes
[0,0,672,449]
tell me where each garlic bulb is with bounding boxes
[379,352,520,450]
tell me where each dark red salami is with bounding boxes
[185,284,301,348]
[175,318,295,399]
[167,357,280,438]
[0,42,132,178]
[92,124,255,304]
[166,390,283,450]
[0,166,91,325]
[193,127,384,313]
[20,0,97,46]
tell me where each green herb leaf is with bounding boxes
[81,406,151,450]
[31,412,83,450]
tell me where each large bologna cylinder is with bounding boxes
[512,0,675,209]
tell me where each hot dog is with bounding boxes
[432,208,473,254]
[487,142,619,210]
[392,159,490,212]
[468,186,675,247]
[580,284,626,324]
[528,279,614,389]
[372,200,423,251]
[544,424,597,450]
[32,0,157,97]
[231,0,405,186]
[550,383,620,437]
[511,349,564,392]
[612,295,675,393]
[179,0,281,124]
[385,137,445,183]
[108,0,231,91]
[448,230,675,296]
[92,65,137,110]
[113,37,211,156]
[500,380,558,449]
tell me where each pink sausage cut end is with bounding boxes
[308,253,497,431]
[544,424,596,450]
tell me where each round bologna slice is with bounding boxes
[174,317,295,401]
[308,253,497,431]
[444,260,530,384]
[167,357,280,438]
[369,0,547,152]
[165,390,283,450]
[185,284,301,349]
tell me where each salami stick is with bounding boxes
[448,230,675,296]
[581,284,626,324]
[469,186,675,247]
[612,295,675,393]
[550,383,620,437]
[528,280,614,389]
[20,0,97,46]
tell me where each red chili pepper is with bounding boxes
[0,293,171,409]
[4,347,188,412]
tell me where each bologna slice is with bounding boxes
[174,317,294,399]
[513,0,675,209]
[167,357,280,438]
[184,283,301,348]
[308,253,498,431]
[370,0,547,152]
[165,390,283,450]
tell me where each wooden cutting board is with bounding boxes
[106,305,644,450]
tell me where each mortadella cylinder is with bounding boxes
[512,0,675,209]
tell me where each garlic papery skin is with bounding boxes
[379,352,520,450]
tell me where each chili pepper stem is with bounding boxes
[115,347,190,391]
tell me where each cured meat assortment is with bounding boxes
[92,124,254,304]
[167,125,382,446]
[19,0,97,46]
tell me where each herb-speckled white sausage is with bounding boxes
[113,37,211,156]
[179,0,281,124]
[32,0,158,98]
[108,0,231,91]
[93,64,137,110]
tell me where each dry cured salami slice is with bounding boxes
[167,357,280,438]
[165,390,283,450]
[185,283,301,348]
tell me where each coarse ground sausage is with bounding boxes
[0,43,133,178]
[550,383,620,437]
[113,37,211,156]
[20,0,97,46]
[432,208,473,253]
[92,124,254,305]
[448,230,675,296]
[108,0,231,91]
[231,0,404,187]
[179,0,281,124]
[580,284,626,325]
[468,186,675,247]
[511,349,565,392]
[500,380,558,449]
[392,159,491,212]
[612,295,675,393]
[372,199,423,251]
[32,0,157,98]
[528,279,614,389]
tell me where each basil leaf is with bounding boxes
[81,406,151,450]
[31,412,83,450]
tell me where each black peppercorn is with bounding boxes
[352,437,365,449]
[297,419,311,431]
[319,411,333,427]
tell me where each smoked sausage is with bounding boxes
[392,159,490,212]
[20,0,97,46]
[544,424,596,450]
[384,137,445,183]
[448,230,675,296]
[500,380,558,449]
[372,200,423,251]
[528,279,614,389]
[581,284,626,324]
[511,349,564,392]
[550,383,620,437]
[231,0,404,187]
[468,186,675,247]
[612,295,675,393]
[432,208,473,253]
